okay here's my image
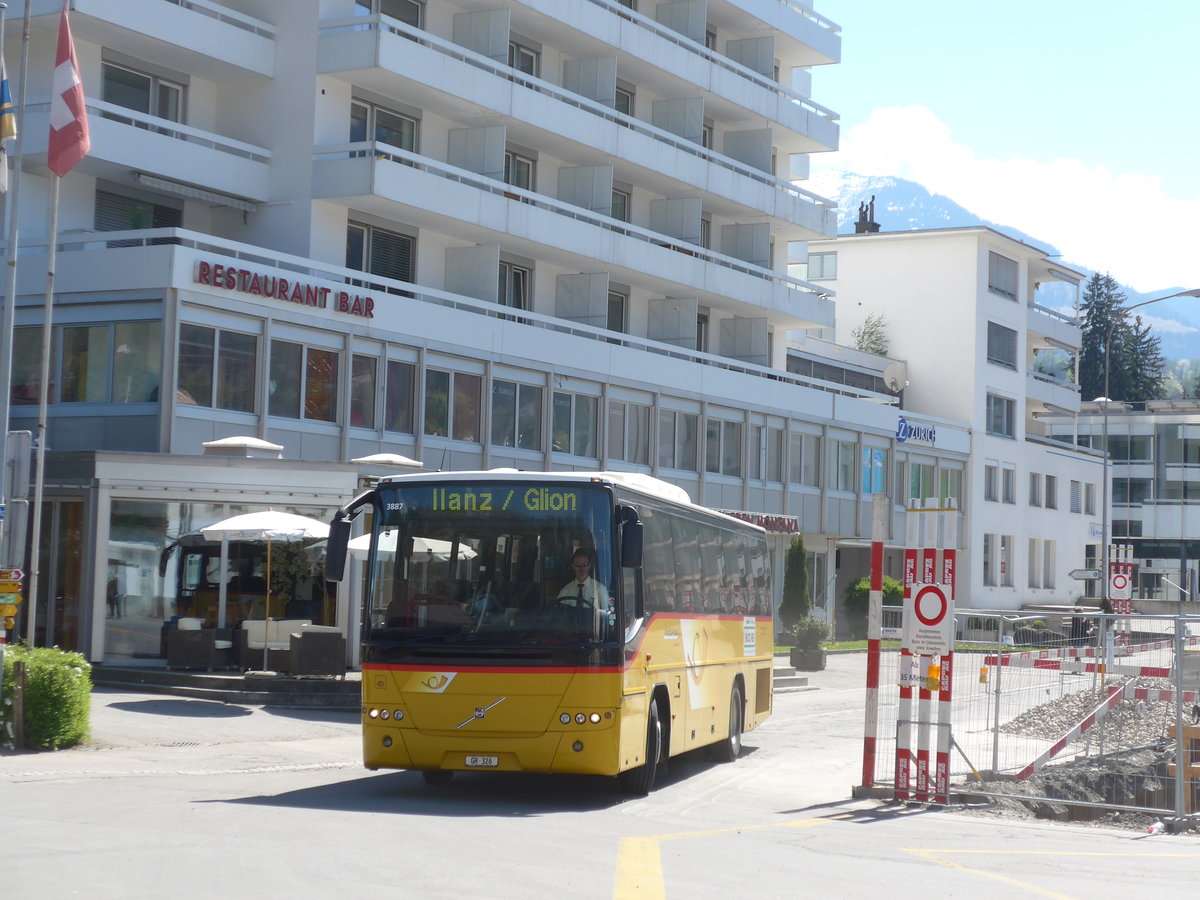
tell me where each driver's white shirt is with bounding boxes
[556,575,610,609]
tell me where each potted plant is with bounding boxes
[788,615,829,671]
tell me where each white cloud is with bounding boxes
[811,106,1200,293]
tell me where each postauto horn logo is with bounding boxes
[896,417,936,445]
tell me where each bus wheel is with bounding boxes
[421,770,454,785]
[712,683,743,762]
[619,697,662,795]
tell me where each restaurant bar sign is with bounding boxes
[719,510,800,533]
[194,260,375,319]
[895,416,936,445]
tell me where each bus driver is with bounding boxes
[556,549,612,611]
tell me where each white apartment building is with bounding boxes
[802,226,1100,610]
[1045,400,1200,603]
[1,0,961,662]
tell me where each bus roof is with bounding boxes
[373,469,766,533]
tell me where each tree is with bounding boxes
[851,312,889,356]
[777,536,809,630]
[1079,272,1165,402]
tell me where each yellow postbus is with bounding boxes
[325,470,773,793]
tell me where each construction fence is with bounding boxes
[866,608,1200,824]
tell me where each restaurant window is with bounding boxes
[178,324,255,412]
[609,400,651,465]
[491,379,542,451]
[268,340,339,423]
[350,355,377,428]
[60,321,162,404]
[384,360,416,434]
[424,369,481,442]
[552,391,599,458]
[788,432,819,487]
[658,409,699,471]
[706,419,743,477]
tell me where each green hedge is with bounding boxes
[1,644,92,750]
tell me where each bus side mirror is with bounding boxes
[618,505,643,569]
[325,517,352,582]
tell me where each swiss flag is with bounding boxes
[47,0,89,177]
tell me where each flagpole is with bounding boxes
[0,0,31,574]
[25,173,56,645]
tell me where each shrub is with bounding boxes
[1,645,92,750]
[791,615,829,649]
[843,574,904,639]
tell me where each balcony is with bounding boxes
[312,143,834,330]
[19,99,271,205]
[1027,300,1081,352]
[36,0,275,80]
[316,16,837,239]
[1026,370,1081,415]
[505,0,839,152]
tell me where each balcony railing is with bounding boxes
[150,0,276,37]
[25,227,886,404]
[315,141,832,308]
[318,15,837,228]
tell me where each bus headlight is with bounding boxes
[367,707,380,719]
[380,709,390,720]
[575,713,586,724]
[393,709,404,721]
[589,713,601,724]
[560,713,571,724]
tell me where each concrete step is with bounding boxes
[91,666,360,710]
[773,665,811,693]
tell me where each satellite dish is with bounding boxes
[882,362,907,394]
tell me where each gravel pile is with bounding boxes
[955,676,1198,831]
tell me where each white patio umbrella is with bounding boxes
[201,511,330,645]
[347,530,477,562]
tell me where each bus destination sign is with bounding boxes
[387,485,588,517]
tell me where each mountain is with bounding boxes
[809,172,1200,360]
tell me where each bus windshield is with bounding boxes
[364,481,618,648]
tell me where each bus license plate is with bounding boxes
[466,755,499,768]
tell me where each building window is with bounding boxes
[350,100,418,154]
[986,322,1018,369]
[424,369,481,442]
[988,251,1018,300]
[1085,482,1096,515]
[1070,480,1082,513]
[95,188,181,246]
[508,40,540,76]
[617,0,636,8]
[696,313,709,352]
[178,324,255,412]
[806,252,837,280]
[658,409,699,471]
[827,439,856,492]
[614,84,635,116]
[607,290,627,333]
[384,360,416,434]
[1043,540,1055,588]
[101,61,184,123]
[701,120,713,150]
[552,391,598,458]
[704,25,717,51]
[939,468,962,506]
[1000,534,1013,587]
[706,419,743,477]
[491,380,542,451]
[355,0,423,26]
[699,214,711,249]
[986,393,1015,437]
[1029,472,1042,507]
[909,461,934,502]
[984,464,998,502]
[59,321,162,404]
[1002,466,1015,504]
[268,340,339,423]
[610,186,630,223]
[982,534,995,586]
[347,222,414,283]
[1044,475,1058,509]
[504,149,536,191]
[788,432,820,487]
[861,447,887,494]
[609,401,651,465]
[1028,539,1041,589]
[350,355,377,428]
[498,261,531,310]
[765,427,784,483]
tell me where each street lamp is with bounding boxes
[1098,288,1200,606]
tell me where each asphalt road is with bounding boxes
[3,654,1199,899]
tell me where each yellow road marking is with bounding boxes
[904,849,1079,900]
[613,819,823,900]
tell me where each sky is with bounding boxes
[806,0,1200,294]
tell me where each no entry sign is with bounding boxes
[903,583,954,656]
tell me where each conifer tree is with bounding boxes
[1079,273,1165,402]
